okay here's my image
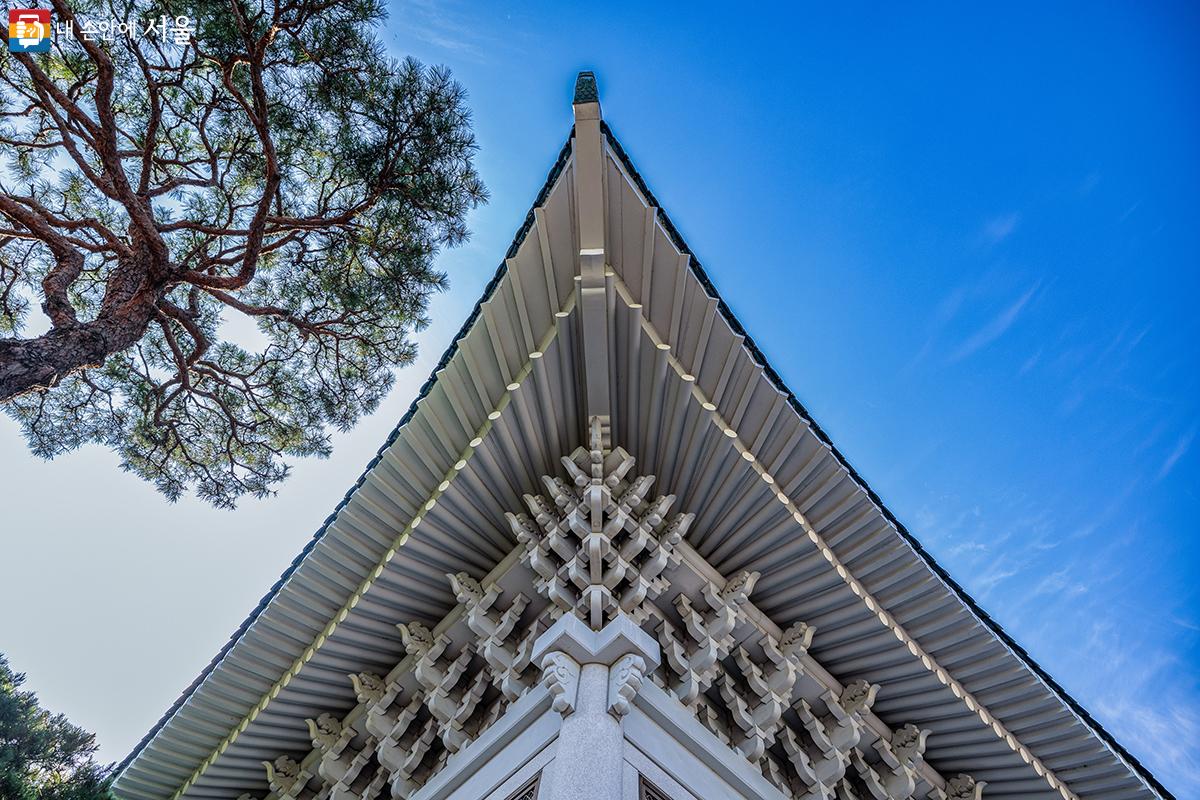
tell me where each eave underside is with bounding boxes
[115,121,1170,800]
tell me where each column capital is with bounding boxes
[533,612,660,670]
[534,613,660,721]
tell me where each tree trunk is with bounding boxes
[0,255,161,402]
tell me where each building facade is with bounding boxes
[113,73,1172,800]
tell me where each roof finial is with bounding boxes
[573,71,599,106]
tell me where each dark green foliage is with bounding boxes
[0,655,113,800]
[0,0,485,506]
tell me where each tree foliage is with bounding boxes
[0,0,485,506]
[0,654,113,800]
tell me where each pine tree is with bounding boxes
[0,0,486,506]
[0,655,113,800]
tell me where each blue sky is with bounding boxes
[1,1,1197,797]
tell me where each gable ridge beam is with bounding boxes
[572,71,613,444]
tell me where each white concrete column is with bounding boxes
[546,662,622,800]
[532,613,660,800]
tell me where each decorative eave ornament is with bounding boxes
[241,418,964,800]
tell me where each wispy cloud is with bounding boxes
[1059,381,1087,416]
[391,0,512,60]
[1068,475,1141,540]
[1032,568,1087,599]
[1103,700,1200,798]
[975,560,1018,600]
[1008,568,1200,798]
[949,540,987,557]
[1157,424,1196,480]
[903,402,1192,797]
[1097,323,1151,366]
[1018,347,1043,376]
[905,283,971,371]
[980,212,1021,245]
[1078,171,1101,196]
[947,281,1041,363]
[1119,200,1142,223]
[1085,623,1200,799]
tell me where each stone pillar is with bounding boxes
[532,613,660,800]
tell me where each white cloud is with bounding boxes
[1032,568,1087,599]
[981,212,1021,245]
[974,560,1018,600]
[948,281,1041,363]
[1018,347,1043,376]
[390,0,510,60]
[1157,424,1196,480]
[1094,677,1200,798]
[949,540,988,557]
